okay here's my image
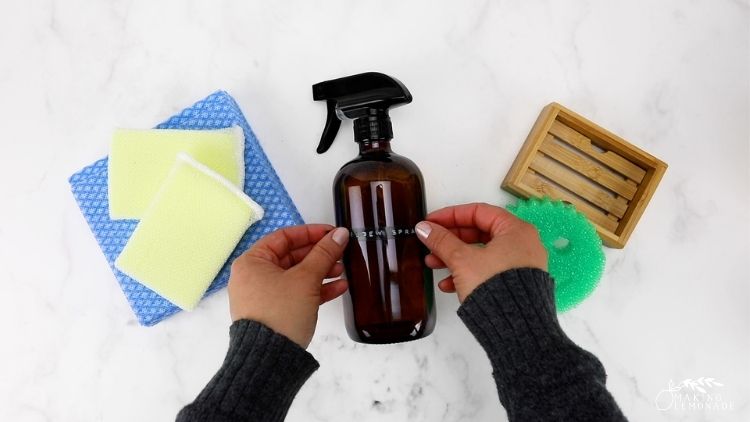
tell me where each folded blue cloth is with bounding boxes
[69,91,304,326]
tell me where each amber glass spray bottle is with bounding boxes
[313,72,435,344]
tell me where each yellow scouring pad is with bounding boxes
[108,126,245,219]
[114,152,263,311]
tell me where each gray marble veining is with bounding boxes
[0,0,747,421]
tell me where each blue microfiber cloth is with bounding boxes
[69,91,304,326]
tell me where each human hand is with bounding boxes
[228,224,350,348]
[415,202,547,303]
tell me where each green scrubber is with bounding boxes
[507,197,605,312]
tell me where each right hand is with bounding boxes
[228,224,349,348]
[415,202,548,303]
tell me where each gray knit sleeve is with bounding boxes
[458,268,627,421]
[176,320,319,422]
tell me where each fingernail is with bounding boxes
[332,227,349,245]
[415,221,431,239]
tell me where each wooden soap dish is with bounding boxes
[502,103,667,248]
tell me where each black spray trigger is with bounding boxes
[317,99,341,154]
[312,72,411,154]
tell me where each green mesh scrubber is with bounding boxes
[507,197,605,312]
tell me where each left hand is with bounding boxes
[228,224,350,348]
[416,203,548,303]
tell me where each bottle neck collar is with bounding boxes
[353,108,393,142]
[358,139,392,154]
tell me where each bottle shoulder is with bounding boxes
[337,152,422,179]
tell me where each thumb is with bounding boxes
[415,221,468,267]
[296,227,349,280]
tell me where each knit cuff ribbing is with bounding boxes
[458,269,626,420]
[177,320,319,422]
[457,268,569,374]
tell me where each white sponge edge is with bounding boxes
[228,125,246,190]
[176,152,264,225]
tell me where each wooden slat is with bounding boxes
[502,104,561,189]
[520,171,619,233]
[556,108,663,171]
[530,152,630,217]
[537,135,637,200]
[614,162,668,244]
[549,120,646,183]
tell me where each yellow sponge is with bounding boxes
[114,153,263,310]
[108,126,245,219]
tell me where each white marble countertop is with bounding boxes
[1,1,748,421]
